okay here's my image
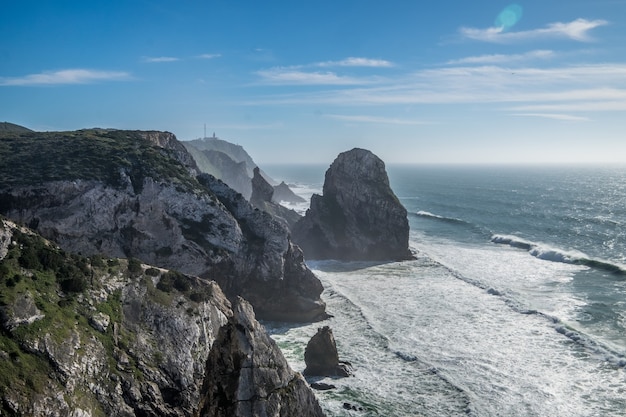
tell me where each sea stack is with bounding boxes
[292,148,412,261]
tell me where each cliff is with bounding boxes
[250,167,302,230]
[0,218,324,416]
[182,137,305,205]
[292,148,413,261]
[183,137,273,200]
[197,297,325,417]
[0,129,326,322]
[0,218,230,416]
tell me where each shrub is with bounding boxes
[128,257,142,276]
[145,267,160,277]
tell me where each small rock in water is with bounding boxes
[310,382,336,391]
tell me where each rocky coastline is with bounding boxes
[0,127,414,416]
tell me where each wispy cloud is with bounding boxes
[248,63,626,117]
[317,57,394,68]
[256,68,365,85]
[511,113,591,121]
[326,114,431,125]
[448,50,554,65]
[460,18,609,43]
[142,56,180,63]
[0,69,131,86]
[196,53,221,60]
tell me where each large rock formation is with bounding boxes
[0,218,230,416]
[250,167,302,230]
[0,218,324,416]
[198,297,325,417]
[303,326,353,378]
[292,148,412,261]
[0,129,326,322]
[272,181,306,205]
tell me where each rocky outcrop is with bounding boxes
[273,181,306,205]
[0,219,326,417]
[249,167,302,230]
[292,148,413,261]
[0,218,232,416]
[0,129,326,322]
[198,297,326,417]
[250,167,276,207]
[198,174,324,321]
[303,326,353,378]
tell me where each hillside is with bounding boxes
[0,128,326,322]
[0,122,33,133]
[0,218,324,416]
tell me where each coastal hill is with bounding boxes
[0,217,324,416]
[292,148,413,261]
[183,136,304,204]
[0,121,33,133]
[0,128,326,322]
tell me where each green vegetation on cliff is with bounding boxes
[0,219,220,415]
[0,129,198,191]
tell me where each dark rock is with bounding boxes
[249,167,302,230]
[250,167,275,206]
[292,148,413,261]
[0,129,326,322]
[304,326,353,377]
[197,297,326,417]
[273,181,306,204]
[198,174,326,322]
[310,382,336,391]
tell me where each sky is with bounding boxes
[1,0,626,164]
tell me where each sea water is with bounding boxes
[263,164,626,417]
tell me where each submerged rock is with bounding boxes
[292,148,413,261]
[198,297,326,417]
[303,326,353,377]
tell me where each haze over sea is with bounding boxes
[263,163,626,417]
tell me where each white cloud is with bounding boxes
[460,18,609,43]
[325,114,431,125]
[196,53,221,59]
[142,56,180,63]
[448,50,554,65]
[256,68,364,85]
[0,69,131,86]
[248,63,626,117]
[511,113,591,121]
[317,57,394,68]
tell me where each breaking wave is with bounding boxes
[413,210,468,225]
[491,234,626,275]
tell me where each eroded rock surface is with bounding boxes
[198,297,326,417]
[292,148,413,261]
[303,326,353,378]
[0,129,325,322]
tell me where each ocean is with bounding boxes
[262,164,626,417]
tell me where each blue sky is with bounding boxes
[1,1,625,164]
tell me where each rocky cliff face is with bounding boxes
[197,174,324,321]
[197,297,325,417]
[0,218,231,416]
[0,219,325,416]
[250,167,302,230]
[292,148,412,261]
[0,129,325,322]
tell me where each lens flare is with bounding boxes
[495,4,523,31]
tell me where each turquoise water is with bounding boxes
[264,164,626,417]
